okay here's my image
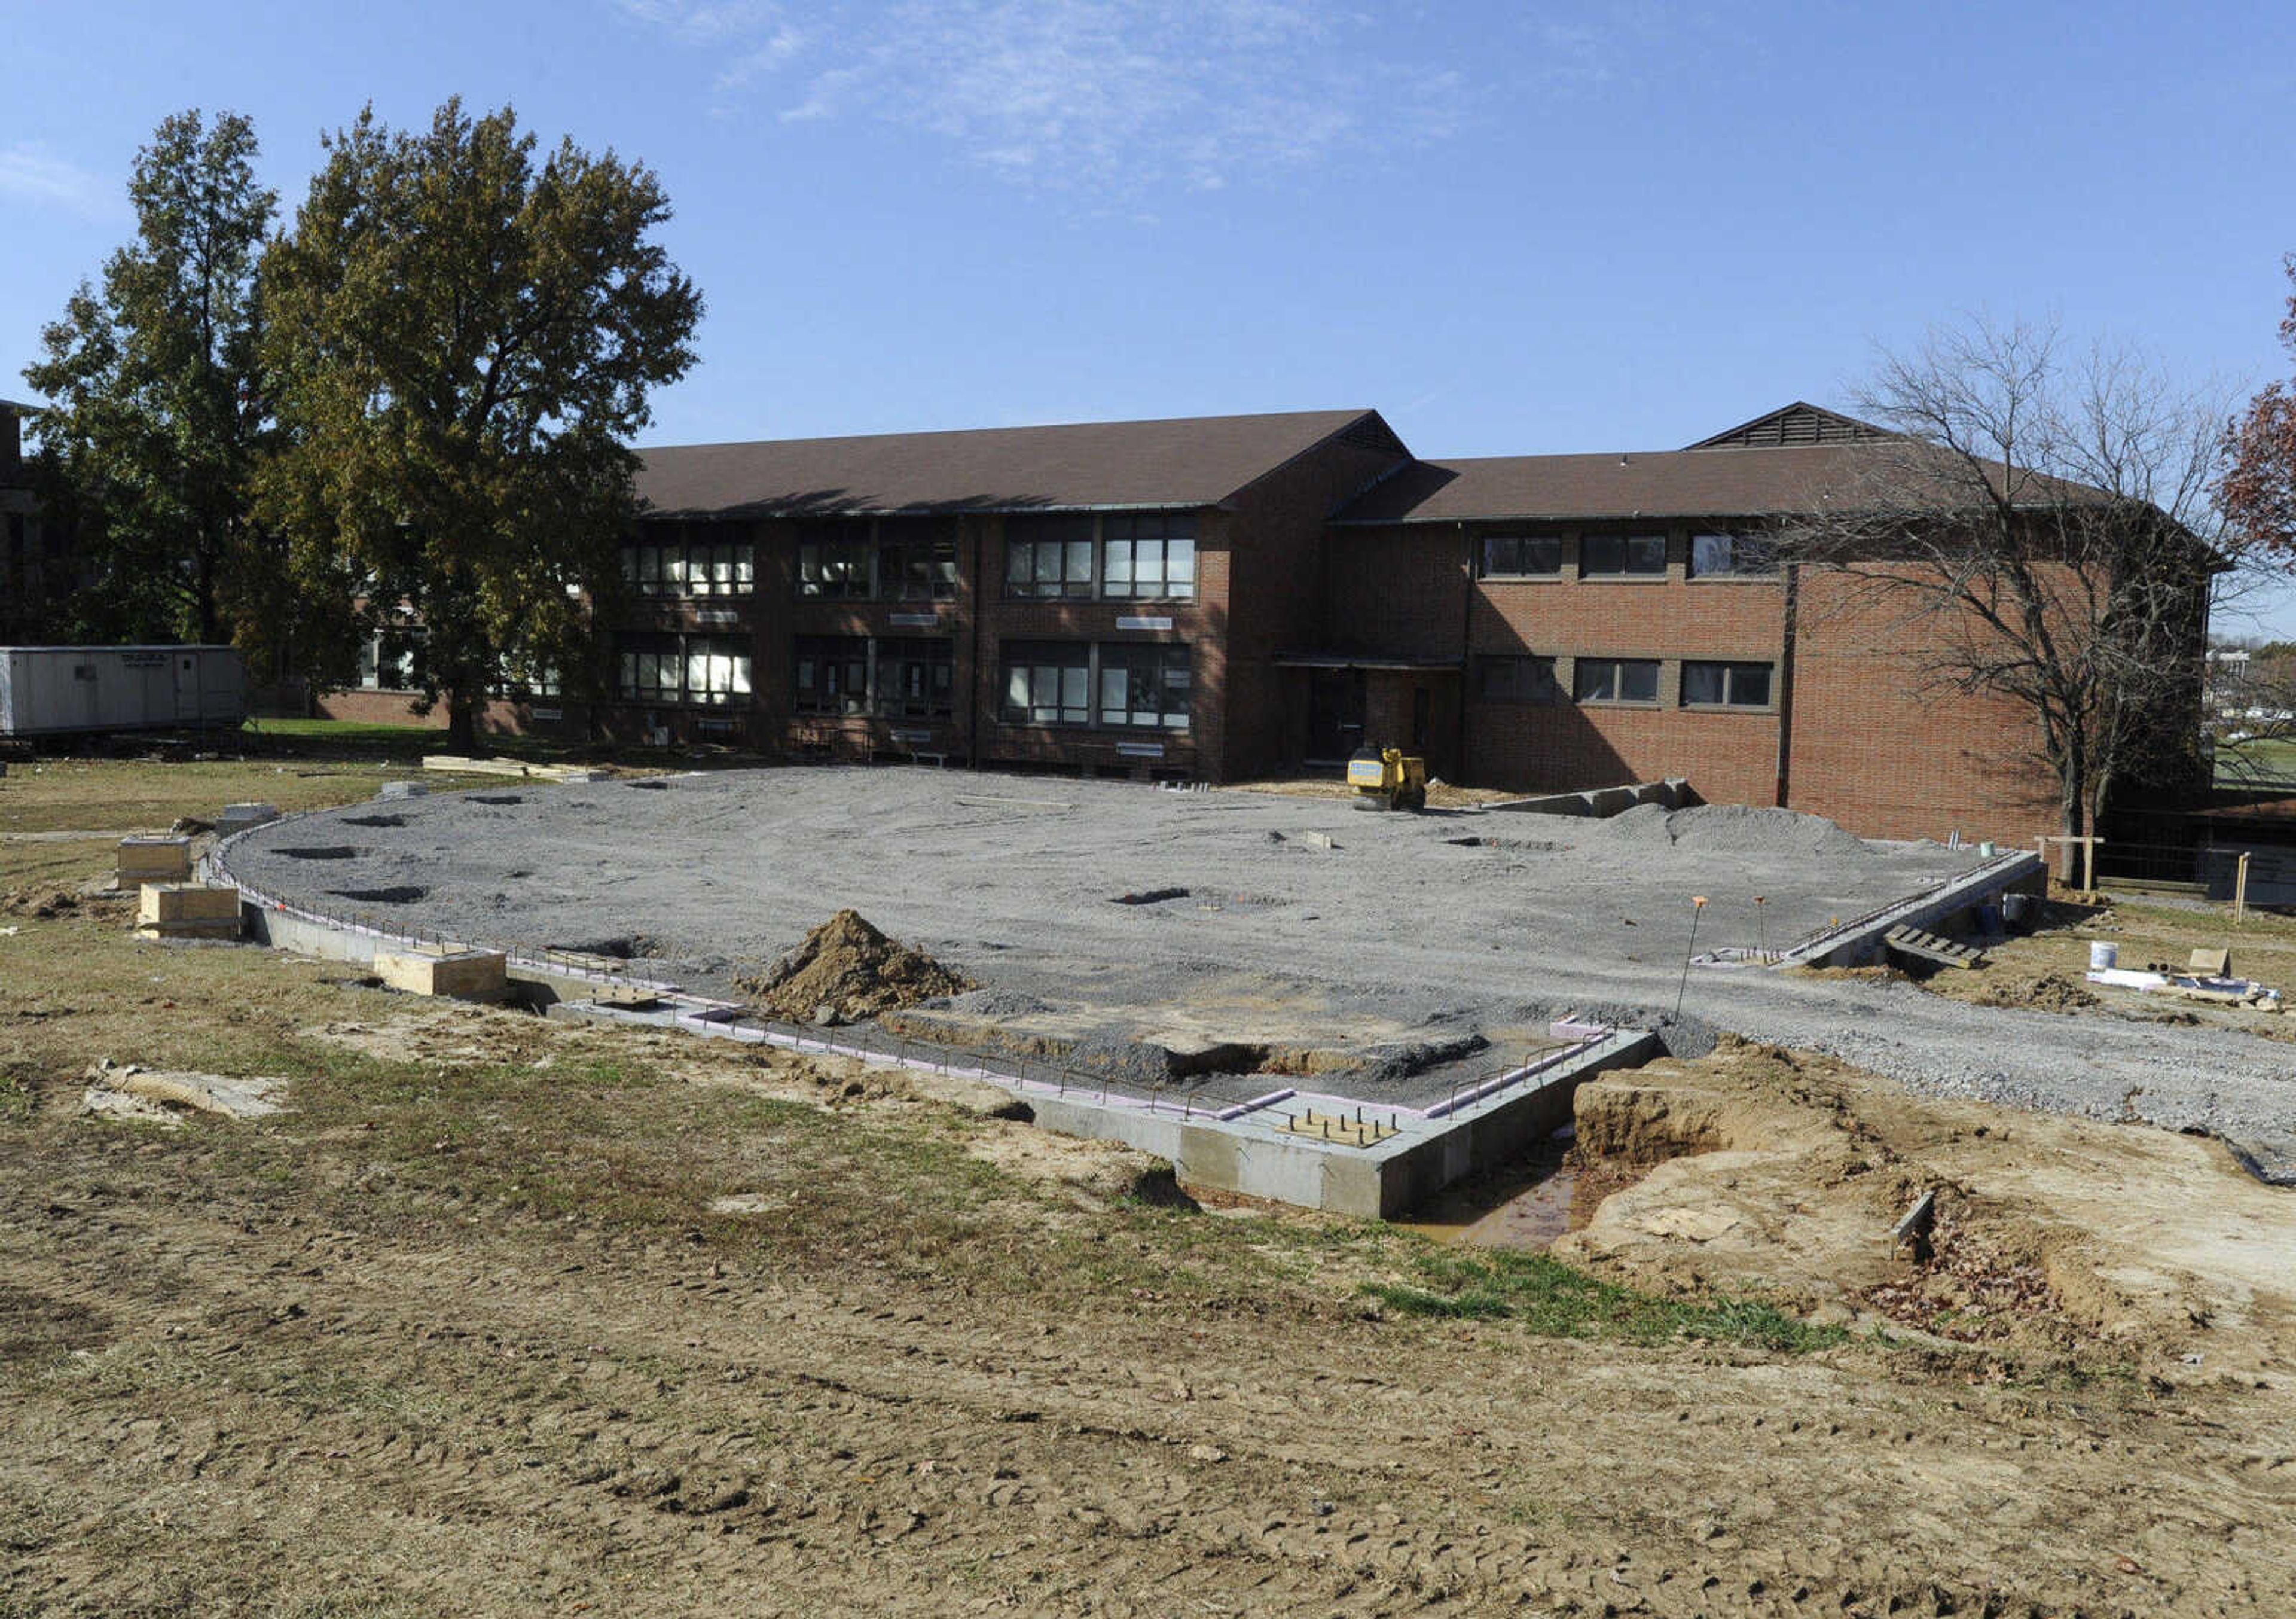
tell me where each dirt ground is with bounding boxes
[7,759,2296,1615]
[1913,891,2296,1051]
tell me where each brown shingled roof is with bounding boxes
[1328,444,1897,524]
[1330,441,2108,525]
[634,408,1399,518]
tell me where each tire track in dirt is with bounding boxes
[7,1155,2294,1617]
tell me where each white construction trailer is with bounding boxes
[0,645,245,738]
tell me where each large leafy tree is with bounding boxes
[259,99,701,751]
[23,109,283,651]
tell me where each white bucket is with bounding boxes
[2089,941,2118,971]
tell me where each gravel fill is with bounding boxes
[224,766,2296,1180]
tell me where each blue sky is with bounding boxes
[8,1,2296,629]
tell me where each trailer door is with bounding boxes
[176,653,202,721]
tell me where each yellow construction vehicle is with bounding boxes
[1347,745,1428,811]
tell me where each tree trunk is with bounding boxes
[446,690,482,756]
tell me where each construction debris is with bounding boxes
[737,910,972,1023]
[1883,925,1987,971]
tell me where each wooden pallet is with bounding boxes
[1884,925,1987,971]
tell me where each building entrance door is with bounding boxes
[1305,667,1366,762]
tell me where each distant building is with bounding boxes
[317,402,2203,843]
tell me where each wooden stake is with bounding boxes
[2235,851,2251,928]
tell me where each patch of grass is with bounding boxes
[1368,1248,1847,1353]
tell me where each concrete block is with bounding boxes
[118,836,193,883]
[137,883,243,938]
[373,946,508,1001]
[216,801,281,831]
[377,780,429,800]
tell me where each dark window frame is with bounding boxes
[1004,514,1098,600]
[1573,657,1661,705]
[1680,659,1774,709]
[1097,642,1192,729]
[999,640,1093,726]
[1687,532,1777,579]
[1475,653,1563,704]
[793,634,872,716]
[875,637,956,719]
[1578,533,1668,578]
[1100,512,1198,602]
[1478,534,1564,579]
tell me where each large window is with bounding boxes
[1681,660,1773,708]
[1579,533,1667,577]
[877,638,955,718]
[1005,515,1096,600]
[1573,657,1660,704]
[1479,534,1562,578]
[1098,644,1191,728]
[796,524,874,600]
[1101,513,1197,602]
[622,534,756,597]
[683,636,751,707]
[619,633,752,706]
[1476,654,1562,703]
[1001,641,1092,725]
[1688,532,1775,578]
[878,523,958,601]
[618,633,682,703]
[793,635,871,715]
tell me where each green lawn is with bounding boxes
[2213,734,2296,789]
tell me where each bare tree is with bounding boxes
[1772,319,2245,843]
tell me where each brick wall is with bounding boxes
[1221,435,1415,776]
[1787,568,2061,844]
[313,688,561,737]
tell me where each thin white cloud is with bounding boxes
[622,0,1474,193]
[0,143,124,222]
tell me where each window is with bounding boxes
[618,634,683,703]
[878,523,958,602]
[1681,660,1773,708]
[1101,513,1197,601]
[797,524,875,599]
[1098,644,1191,729]
[1004,515,1096,600]
[620,633,750,706]
[1479,534,1562,578]
[1688,532,1775,578]
[1476,654,1562,703]
[793,635,871,716]
[1573,657,1660,704]
[1000,641,1092,725]
[1579,533,1667,577]
[876,638,955,718]
[688,539,756,597]
[622,534,756,597]
[684,636,752,707]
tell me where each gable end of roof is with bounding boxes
[1687,401,1893,450]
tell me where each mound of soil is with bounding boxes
[740,910,971,1023]
[1972,971,2100,1013]
[2,885,132,922]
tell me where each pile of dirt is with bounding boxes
[738,910,971,1023]
[1590,802,1873,859]
[2,885,130,922]
[1971,970,2099,1013]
